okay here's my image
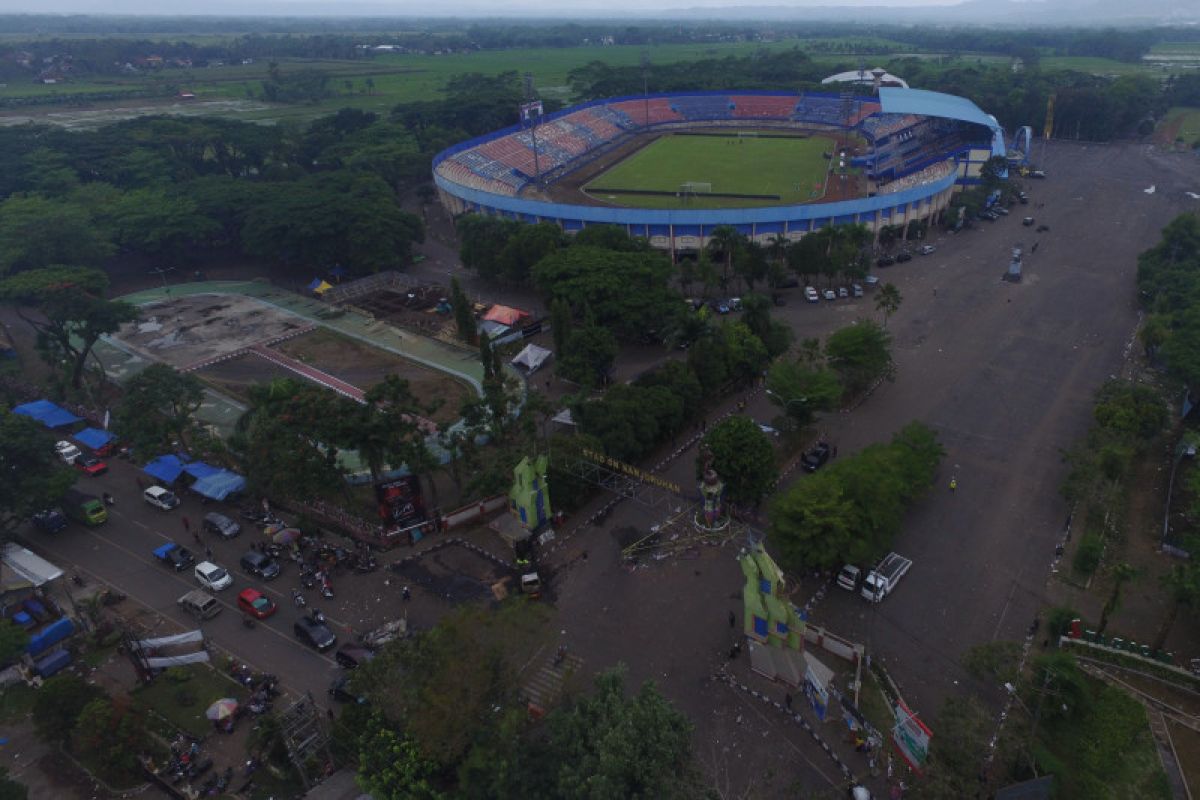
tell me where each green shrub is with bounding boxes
[1046,605,1080,638]
[1074,533,1104,576]
[164,667,192,684]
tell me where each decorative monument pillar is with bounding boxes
[695,446,729,532]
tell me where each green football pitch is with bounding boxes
[584,132,836,209]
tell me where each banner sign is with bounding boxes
[580,448,681,495]
[520,101,544,122]
[376,475,427,528]
[891,698,932,773]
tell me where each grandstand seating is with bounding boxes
[670,95,735,121]
[791,95,846,125]
[732,95,799,119]
[611,97,683,126]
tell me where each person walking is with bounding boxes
[949,477,958,492]
[728,611,736,628]
[182,516,191,533]
[785,692,793,711]
[402,586,411,602]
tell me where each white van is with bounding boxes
[194,561,232,591]
[144,485,180,511]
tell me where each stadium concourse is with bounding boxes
[434,87,1006,254]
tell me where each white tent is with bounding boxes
[511,343,553,374]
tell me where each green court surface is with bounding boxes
[585,133,835,209]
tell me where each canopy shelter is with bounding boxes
[2,543,63,589]
[192,470,246,501]
[482,304,531,326]
[183,462,222,480]
[143,454,188,484]
[511,343,552,374]
[308,278,333,295]
[74,427,115,451]
[12,400,81,429]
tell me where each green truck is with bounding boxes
[63,488,107,527]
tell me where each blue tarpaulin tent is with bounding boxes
[26,617,74,657]
[183,462,222,480]
[192,470,246,501]
[74,427,115,451]
[12,400,81,429]
[143,454,188,484]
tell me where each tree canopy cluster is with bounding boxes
[0,112,424,278]
[344,604,703,800]
[1136,213,1200,386]
[769,421,943,570]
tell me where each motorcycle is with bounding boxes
[309,608,326,624]
[292,589,306,608]
[320,581,334,600]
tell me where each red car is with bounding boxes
[74,453,108,476]
[237,588,277,620]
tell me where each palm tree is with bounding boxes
[875,283,902,327]
[1097,562,1138,634]
[707,225,742,288]
[767,233,789,268]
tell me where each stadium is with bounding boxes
[432,87,1006,253]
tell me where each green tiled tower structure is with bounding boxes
[739,542,805,650]
[509,454,551,530]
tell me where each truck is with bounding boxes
[63,488,107,527]
[861,553,912,602]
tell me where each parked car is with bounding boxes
[74,453,108,476]
[240,551,281,581]
[143,485,180,511]
[1036,224,1050,233]
[801,442,832,472]
[294,616,337,651]
[863,275,880,287]
[1023,217,1035,227]
[1030,170,1046,179]
[32,508,67,534]
[55,441,81,465]
[335,644,377,670]
[837,287,849,299]
[876,255,895,267]
[918,244,936,255]
[804,286,820,303]
[993,206,1010,216]
[153,542,195,571]
[237,588,277,619]
[194,561,233,591]
[775,275,800,289]
[328,675,366,704]
[896,251,912,263]
[728,297,742,311]
[203,512,240,540]
[852,284,864,298]
[822,289,836,301]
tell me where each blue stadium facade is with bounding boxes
[433,87,1004,252]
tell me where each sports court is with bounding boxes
[584,132,838,209]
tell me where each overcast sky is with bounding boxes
[0,0,973,15]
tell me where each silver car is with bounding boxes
[203,512,241,539]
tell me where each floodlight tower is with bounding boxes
[641,51,651,129]
[523,72,542,185]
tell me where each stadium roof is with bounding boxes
[878,87,1006,156]
[822,68,909,89]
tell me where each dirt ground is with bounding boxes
[194,351,301,403]
[274,327,471,425]
[111,294,311,370]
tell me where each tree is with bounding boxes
[765,359,842,429]
[231,379,355,503]
[1153,560,1200,650]
[112,364,208,457]
[529,668,701,800]
[108,188,219,264]
[356,375,438,488]
[980,154,1010,191]
[0,409,76,541]
[768,470,859,570]
[740,293,791,357]
[916,696,995,800]
[0,195,114,275]
[32,674,106,744]
[875,282,902,327]
[707,224,743,288]
[532,247,679,342]
[1097,562,1137,634]
[72,696,150,784]
[356,714,445,800]
[549,296,571,356]
[1092,380,1166,439]
[0,768,25,800]
[0,267,139,389]
[557,325,618,387]
[701,416,778,507]
[0,620,29,667]
[825,320,893,395]
[450,277,475,344]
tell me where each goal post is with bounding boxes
[678,181,712,205]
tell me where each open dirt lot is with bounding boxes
[194,351,301,403]
[275,327,472,425]
[112,293,310,369]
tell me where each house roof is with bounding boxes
[482,304,531,326]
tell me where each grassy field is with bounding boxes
[585,132,834,209]
[1162,106,1200,145]
[1150,42,1200,55]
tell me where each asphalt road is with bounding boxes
[26,459,341,704]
